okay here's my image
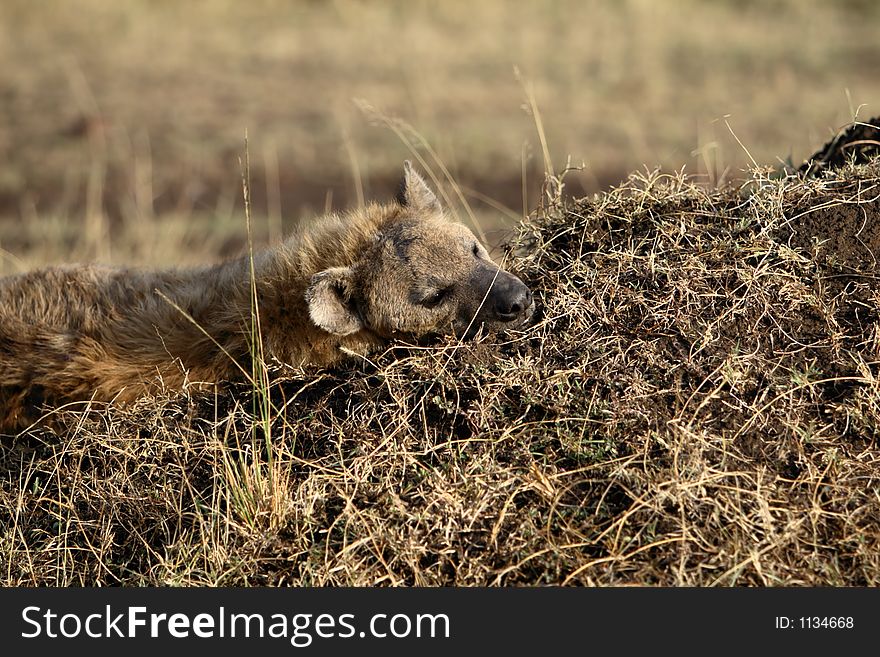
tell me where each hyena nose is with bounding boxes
[494,280,533,322]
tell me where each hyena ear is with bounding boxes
[395,160,441,213]
[305,267,363,336]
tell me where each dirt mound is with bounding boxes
[777,186,880,270]
[3,161,880,586]
[800,116,880,176]
[787,116,880,270]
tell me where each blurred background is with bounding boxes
[1,0,879,272]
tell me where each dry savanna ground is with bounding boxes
[2,1,880,586]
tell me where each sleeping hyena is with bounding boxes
[0,162,533,431]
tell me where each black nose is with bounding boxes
[494,280,533,321]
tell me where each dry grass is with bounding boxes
[4,150,880,586]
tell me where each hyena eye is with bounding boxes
[420,287,451,309]
[472,243,481,257]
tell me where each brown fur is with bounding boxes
[0,163,533,432]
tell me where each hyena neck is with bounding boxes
[278,202,402,273]
[236,205,401,368]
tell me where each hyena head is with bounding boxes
[306,161,534,341]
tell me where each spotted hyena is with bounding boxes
[0,162,533,431]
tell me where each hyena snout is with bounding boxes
[471,266,533,327]
[491,274,533,322]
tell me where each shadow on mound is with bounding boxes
[800,115,880,177]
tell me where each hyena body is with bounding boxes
[0,163,533,431]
